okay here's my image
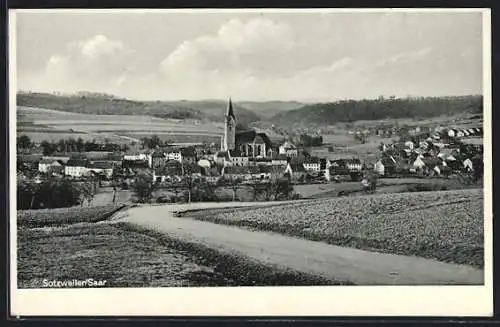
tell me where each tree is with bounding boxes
[222,175,242,201]
[17,135,32,149]
[132,174,155,203]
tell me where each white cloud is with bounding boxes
[17,13,483,101]
[20,34,134,95]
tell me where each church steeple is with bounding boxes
[227,98,235,120]
[223,97,236,151]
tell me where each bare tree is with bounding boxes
[221,174,242,201]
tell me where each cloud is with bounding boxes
[69,34,128,59]
[19,34,134,95]
[17,13,483,101]
[160,18,296,77]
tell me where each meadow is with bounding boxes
[17,205,339,288]
[17,106,223,145]
[185,189,484,267]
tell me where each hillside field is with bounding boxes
[184,189,484,267]
[17,106,223,145]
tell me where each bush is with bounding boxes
[17,178,82,210]
[406,183,448,193]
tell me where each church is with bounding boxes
[216,99,273,164]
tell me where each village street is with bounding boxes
[111,203,484,285]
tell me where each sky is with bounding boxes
[14,10,485,102]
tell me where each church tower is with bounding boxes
[223,98,236,151]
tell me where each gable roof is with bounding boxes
[39,158,60,165]
[87,161,114,169]
[288,163,306,172]
[66,159,88,167]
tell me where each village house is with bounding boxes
[271,154,289,167]
[87,161,114,179]
[228,149,250,166]
[123,151,153,168]
[47,165,65,177]
[284,162,307,181]
[303,157,321,172]
[180,147,197,164]
[165,150,182,162]
[38,159,63,173]
[374,156,396,176]
[278,141,299,157]
[64,159,89,178]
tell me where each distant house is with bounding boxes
[229,149,250,166]
[65,159,88,178]
[270,154,288,167]
[374,156,396,176]
[47,165,65,177]
[123,152,152,167]
[278,141,298,157]
[284,162,306,179]
[87,161,114,178]
[165,150,182,162]
[303,157,321,172]
[214,150,231,167]
[463,158,474,171]
[180,147,197,164]
[412,155,426,170]
[38,159,62,173]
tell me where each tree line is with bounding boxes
[16,135,130,155]
[271,95,483,126]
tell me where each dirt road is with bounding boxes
[112,203,484,285]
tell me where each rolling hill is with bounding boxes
[16,92,261,125]
[270,95,483,127]
[236,101,306,118]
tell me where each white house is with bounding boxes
[165,151,182,162]
[463,158,473,171]
[38,159,62,173]
[413,155,426,170]
[303,158,321,172]
[87,161,114,178]
[448,129,456,138]
[64,159,88,178]
[278,142,298,157]
[404,141,414,150]
[123,152,153,167]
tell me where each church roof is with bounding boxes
[227,98,235,119]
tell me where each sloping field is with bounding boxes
[185,189,484,267]
[17,106,223,143]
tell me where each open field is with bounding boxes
[18,221,337,288]
[17,106,223,144]
[184,189,484,267]
[17,205,126,228]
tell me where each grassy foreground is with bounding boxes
[184,189,484,268]
[18,222,348,288]
[17,205,126,228]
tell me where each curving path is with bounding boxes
[111,202,484,285]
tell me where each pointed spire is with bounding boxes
[227,97,235,119]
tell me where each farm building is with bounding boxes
[229,149,250,166]
[270,154,289,167]
[64,159,89,178]
[374,156,396,176]
[124,151,152,168]
[87,161,114,178]
[279,141,299,157]
[303,157,321,172]
[38,159,62,173]
[285,163,307,179]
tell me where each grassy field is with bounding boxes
[185,189,484,267]
[17,205,126,228]
[17,106,223,144]
[18,220,341,288]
